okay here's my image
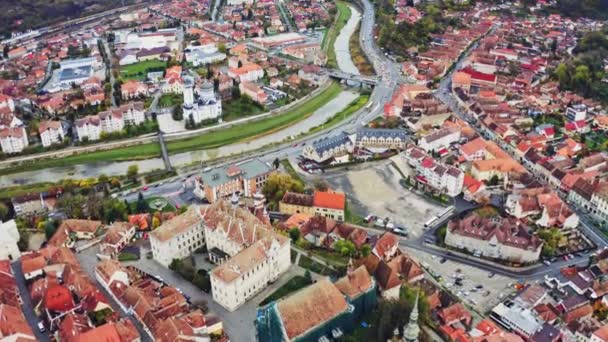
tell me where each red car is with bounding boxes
[142,186,149,191]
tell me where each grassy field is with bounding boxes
[0,182,57,200]
[0,82,343,176]
[119,59,166,81]
[158,93,183,108]
[325,1,352,68]
[222,96,265,122]
[259,275,312,306]
[298,255,336,276]
[308,94,369,135]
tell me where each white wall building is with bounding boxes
[404,146,464,197]
[185,44,227,66]
[150,206,205,267]
[75,116,102,141]
[38,121,65,147]
[202,200,290,312]
[418,127,460,152]
[0,220,21,261]
[303,133,353,163]
[0,127,28,154]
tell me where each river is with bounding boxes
[0,9,363,187]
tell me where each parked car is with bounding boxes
[37,321,46,333]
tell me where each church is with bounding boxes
[182,75,222,124]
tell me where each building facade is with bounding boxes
[150,206,205,267]
[0,127,28,154]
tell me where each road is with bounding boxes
[101,38,117,108]
[11,262,51,342]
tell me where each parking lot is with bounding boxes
[322,159,445,239]
[414,249,518,314]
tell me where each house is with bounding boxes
[193,158,274,203]
[298,65,328,86]
[312,191,345,221]
[39,120,65,147]
[419,127,460,152]
[0,303,36,341]
[355,128,408,150]
[303,133,353,163]
[505,187,579,229]
[75,115,102,141]
[99,222,136,259]
[121,80,148,99]
[445,212,542,263]
[161,65,183,93]
[0,126,28,154]
[491,303,542,339]
[227,63,264,82]
[438,303,472,327]
[150,206,205,267]
[239,81,268,104]
[279,192,315,216]
[404,146,465,197]
[0,220,21,261]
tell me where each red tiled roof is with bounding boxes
[312,191,345,210]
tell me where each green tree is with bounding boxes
[57,193,87,219]
[334,240,356,257]
[136,192,148,213]
[127,164,139,182]
[0,202,9,221]
[103,198,128,223]
[262,173,305,209]
[360,244,371,257]
[288,228,301,242]
[312,177,329,192]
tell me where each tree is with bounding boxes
[44,220,58,240]
[136,192,148,213]
[103,198,128,223]
[262,173,305,209]
[152,216,161,229]
[334,240,356,257]
[488,175,500,186]
[98,174,109,185]
[127,164,139,182]
[312,177,329,192]
[288,228,301,242]
[360,244,371,257]
[172,105,183,121]
[57,193,87,219]
[0,202,9,221]
[273,158,280,169]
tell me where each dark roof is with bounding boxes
[355,128,408,141]
[530,323,561,342]
[311,133,351,155]
[281,192,313,207]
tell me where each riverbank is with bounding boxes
[349,23,374,75]
[325,1,352,68]
[0,82,343,177]
[1,92,370,195]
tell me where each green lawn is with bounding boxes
[0,82,343,176]
[298,255,336,276]
[259,276,312,306]
[158,93,183,108]
[325,1,352,68]
[309,249,349,267]
[118,252,140,262]
[222,96,265,122]
[0,182,56,200]
[281,159,304,185]
[128,196,177,214]
[119,59,166,81]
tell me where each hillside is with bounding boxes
[0,0,140,39]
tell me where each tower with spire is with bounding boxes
[403,290,420,342]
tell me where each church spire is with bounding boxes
[403,290,420,342]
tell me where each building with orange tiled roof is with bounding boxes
[149,205,205,267]
[206,199,290,312]
[99,222,136,259]
[312,191,345,221]
[256,271,377,341]
[0,303,36,341]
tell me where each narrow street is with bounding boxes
[101,38,117,108]
[11,262,51,342]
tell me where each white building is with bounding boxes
[404,146,464,197]
[182,76,222,125]
[38,120,65,147]
[0,220,21,261]
[203,200,290,311]
[303,133,353,163]
[99,222,136,259]
[150,206,205,267]
[566,104,587,122]
[0,127,28,154]
[75,115,102,141]
[226,0,254,6]
[185,44,227,66]
[418,127,460,152]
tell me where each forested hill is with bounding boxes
[0,0,140,39]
